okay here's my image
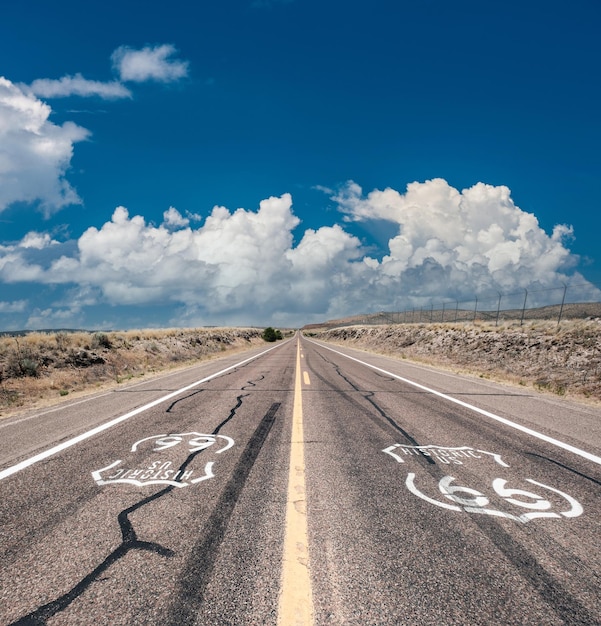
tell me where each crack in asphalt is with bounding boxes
[166,388,205,413]
[310,348,435,464]
[308,345,600,623]
[9,375,267,625]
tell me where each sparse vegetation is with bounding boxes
[0,327,264,416]
[2,315,600,416]
[92,332,112,349]
[311,318,601,405]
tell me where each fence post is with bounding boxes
[558,283,567,325]
[520,289,528,326]
[495,292,502,326]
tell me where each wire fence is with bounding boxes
[354,283,601,327]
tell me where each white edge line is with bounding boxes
[0,392,115,430]
[305,338,601,467]
[0,340,288,482]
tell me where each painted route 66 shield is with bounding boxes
[92,432,234,488]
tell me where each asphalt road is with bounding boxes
[1,334,600,625]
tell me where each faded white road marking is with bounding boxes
[0,342,286,482]
[308,339,601,467]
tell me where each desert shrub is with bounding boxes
[92,332,112,349]
[2,338,42,378]
[262,327,278,342]
[19,358,40,377]
[55,332,69,351]
[4,355,40,378]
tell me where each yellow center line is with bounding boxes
[278,339,314,626]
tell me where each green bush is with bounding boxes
[262,327,283,342]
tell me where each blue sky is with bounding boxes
[1,0,600,329]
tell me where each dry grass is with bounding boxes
[309,318,601,406]
[3,313,601,417]
[0,327,266,418]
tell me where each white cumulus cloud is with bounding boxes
[26,74,132,99]
[0,183,598,327]
[0,77,90,215]
[1,43,190,215]
[163,207,189,228]
[112,44,189,83]
[332,178,582,297]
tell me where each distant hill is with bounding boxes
[0,328,93,337]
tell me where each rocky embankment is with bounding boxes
[310,320,601,405]
[0,327,265,416]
